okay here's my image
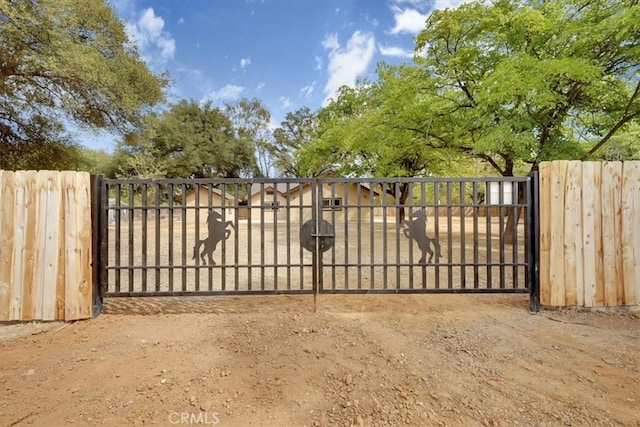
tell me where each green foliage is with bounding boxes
[304,0,640,178]
[272,107,319,177]
[225,98,273,177]
[114,100,259,179]
[595,122,640,161]
[412,0,640,174]
[0,0,167,170]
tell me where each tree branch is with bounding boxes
[587,80,640,156]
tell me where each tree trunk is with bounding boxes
[382,183,410,224]
[503,164,537,244]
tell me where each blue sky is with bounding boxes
[82,0,467,151]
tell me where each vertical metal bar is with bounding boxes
[395,182,401,290]
[408,182,414,290]
[248,183,253,291]
[221,184,227,291]
[181,183,187,291]
[99,179,109,299]
[297,183,303,290]
[512,181,519,288]
[421,182,427,289]
[317,180,324,293]
[311,180,318,295]
[446,182,453,289]
[128,183,134,292]
[260,183,265,290]
[273,183,278,291]
[459,182,466,289]
[207,184,213,291]
[356,183,362,290]
[141,183,148,292]
[168,183,174,292]
[382,183,388,289]
[486,181,493,289]
[114,184,121,293]
[330,182,336,289]
[369,180,375,290]
[499,181,505,289]
[343,181,349,289]
[234,183,240,291]
[194,184,200,291]
[155,183,161,292]
[90,175,102,313]
[286,183,291,290]
[434,182,440,288]
[473,181,479,288]
[527,174,540,312]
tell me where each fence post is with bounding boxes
[528,171,541,312]
[90,174,104,317]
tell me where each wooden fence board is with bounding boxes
[20,171,38,320]
[75,172,93,320]
[563,161,582,307]
[601,162,622,306]
[634,167,640,306]
[33,172,48,320]
[593,163,605,307]
[42,171,61,320]
[10,172,27,320]
[549,161,568,306]
[56,174,67,321]
[538,162,552,306]
[623,163,640,306]
[581,163,598,308]
[63,172,79,320]
[0,171,14,321]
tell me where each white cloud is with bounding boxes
[432,0,471,11]
[177,17,185,25]
[279,97,293,110]
[240,57,251,69]
[389,7,429,35]
[388,0,472,35]
[321,31,376,105]
[125,8,176,63]
[378,44,414,58]
[315,55,323,72]
[202,84,245,102]
[256,82,266,90]
[299,81,316,99]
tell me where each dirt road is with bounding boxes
[1,294,639,426]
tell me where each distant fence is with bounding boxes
[0,171,95,321]
[539,161,640,308]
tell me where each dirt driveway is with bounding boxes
[1,294,639,426]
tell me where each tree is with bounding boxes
[597,122,640,161]
[410,0,640,175]
[0,0,167,170]
[272,107,319,177]
[115,100,258,179]
[299,81,470,221]
[225,98,273,177]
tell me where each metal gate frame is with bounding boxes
[93,175,540,311]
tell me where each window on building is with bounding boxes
[267,201,280,210]
[322,198,342,210]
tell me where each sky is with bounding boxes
[82,0,469,152]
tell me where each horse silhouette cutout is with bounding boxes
[193,210,236,265]
[400,209,442,264]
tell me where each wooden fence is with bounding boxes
[539,161,640,308]
[0,170,94,321]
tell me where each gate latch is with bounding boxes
[300,219,335,253]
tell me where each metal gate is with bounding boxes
[98,176,538,305]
